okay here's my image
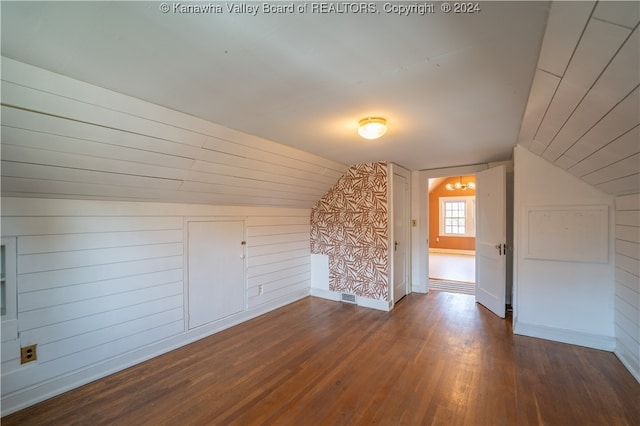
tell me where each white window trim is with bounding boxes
[439,196,476,237]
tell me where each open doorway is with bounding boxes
[428,175,476,295]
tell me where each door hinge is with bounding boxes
[495,243,510,255]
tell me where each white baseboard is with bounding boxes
[310,288,390,311]
[514,321,616,351]
[412,283,428,294]
[310,287,341,301]
[1,290,309,416]
[615,348,640,384]
[359,296,391,312]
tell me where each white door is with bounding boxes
[475,166,506,318]
[188,221,245,329]
[393,172,409,303]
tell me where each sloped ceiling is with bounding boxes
[1,2,547,168]
[518,1,639,196]
[1,57,348,208]
[1,1,638,206]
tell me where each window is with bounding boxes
[439,196,475,237]
[443,200,466,235]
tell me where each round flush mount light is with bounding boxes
[357,117,387,140]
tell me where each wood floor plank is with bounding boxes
[2,292,639,425]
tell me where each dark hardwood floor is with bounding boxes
[3,291,639,425]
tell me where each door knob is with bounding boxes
[495,243,502,255]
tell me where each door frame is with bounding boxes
[389,163,411,308]
[412,164,488,294]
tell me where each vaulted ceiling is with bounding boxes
[1,1,638,206]
[518,1,639,196]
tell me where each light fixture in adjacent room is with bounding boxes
[358,117,387,139]
[445,176,476,191]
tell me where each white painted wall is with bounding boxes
[310,253,330,293]
[614,193,640,382]
[0,197,311,414]
[513,146,616,350]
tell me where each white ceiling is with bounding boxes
[1,1,549,171]
[2,1,638,204]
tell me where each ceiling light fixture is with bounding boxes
[445,176,476,191]
[358,117,387,140]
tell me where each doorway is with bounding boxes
[427,175,476,295]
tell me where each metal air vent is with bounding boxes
[341,293,356,304]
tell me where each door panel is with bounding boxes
[475,166,506,318]
[393,172,408,303]
[188,221,245,329]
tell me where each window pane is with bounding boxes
[443,200,466,235]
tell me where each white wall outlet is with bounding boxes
[258,285,264,295]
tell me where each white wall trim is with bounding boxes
[514,320,616,351]
[0,290,309,416]
[309,288,341,302]
[412,283,428,294]
[615,348,640,383]
[310,289,391,312]
[389,163,412,309]
[358,295,392,312]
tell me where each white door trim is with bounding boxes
[389,163,411,308]
[413,164,487,294]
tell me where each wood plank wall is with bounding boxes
[0,57,347,412]
[247,216,312,307]
[0,198,312,414]
[518,2,639,196]
[614,193,640,381]
[1,57,347,207]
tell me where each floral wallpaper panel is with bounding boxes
[310,162,389,301]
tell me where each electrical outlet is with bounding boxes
[258,285,264,295]
[21,344,37,364]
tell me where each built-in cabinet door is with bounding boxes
[1,237,18,342]
[391,165,411,305]
[188,221,245,329]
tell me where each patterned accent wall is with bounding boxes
[310,162,389,300]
